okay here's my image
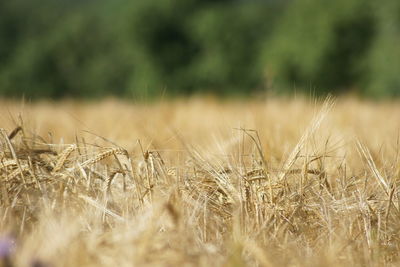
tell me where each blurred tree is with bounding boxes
[0,0,398,99]
[364,0,400,97]
[189,4,276,94]
[0,0,133,98]
[263,0,376,95]
[122,0,282,97]
[123,0,201,96]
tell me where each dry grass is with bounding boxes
[0,97,399,266]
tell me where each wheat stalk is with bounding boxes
[0,159,19,170]
[7,164,30,180]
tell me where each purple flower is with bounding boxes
[0,236,15,258]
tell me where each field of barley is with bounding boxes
[0,97,399,266]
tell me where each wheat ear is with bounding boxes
[53,144,77,172]
[81,147,127,167]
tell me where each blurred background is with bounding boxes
[0,0,399,99]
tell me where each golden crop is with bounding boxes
[0,97,399,266]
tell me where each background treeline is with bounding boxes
[0,0,399,99]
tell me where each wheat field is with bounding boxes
[0,97,399,267]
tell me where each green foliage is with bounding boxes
[189,4,275,95]
[0,0,399,99]
[121,0,202,96]
[263,0,376,95]
[119,0,279,97]
[0,0,281,99]
[0,1,134,98]
[364,1,400,97]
